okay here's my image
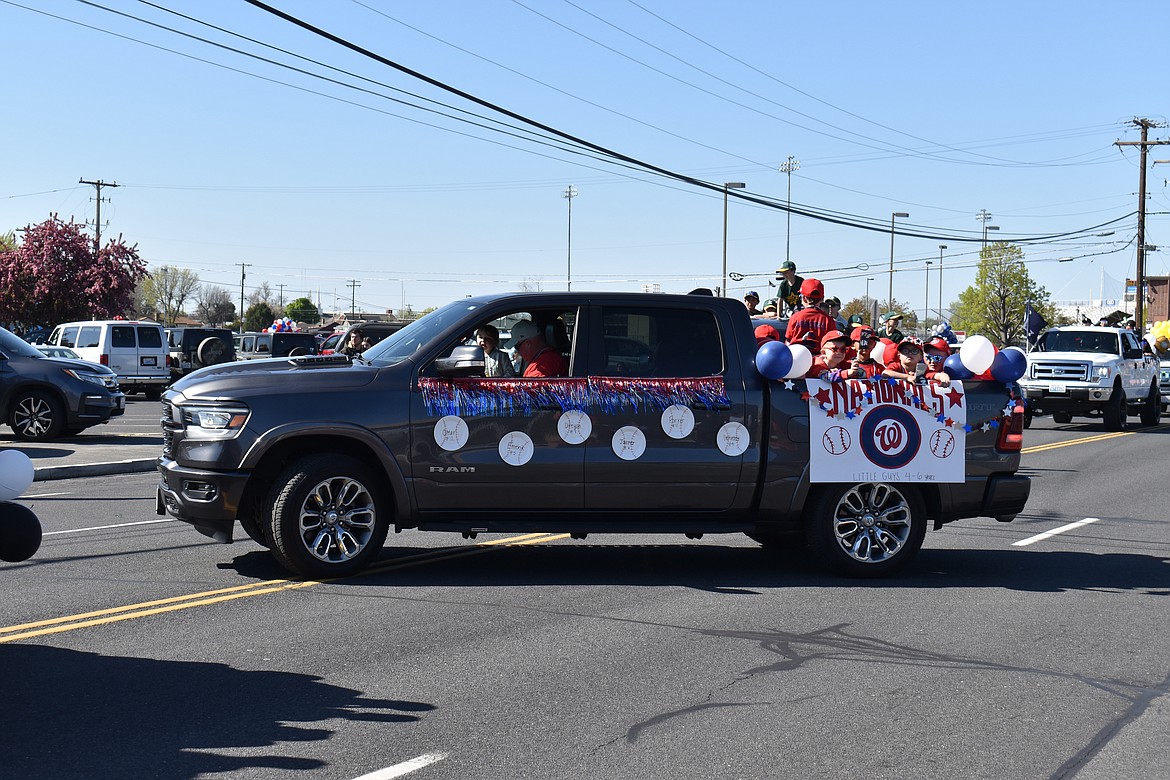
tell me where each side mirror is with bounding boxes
[436,344,486,377]
[1125,348,1144,360]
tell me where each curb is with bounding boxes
[33,459,157,482]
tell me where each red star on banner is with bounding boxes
[814,387,833,406]
[946,386,964,408]
[945,418,956,427]
[800,392,811,401]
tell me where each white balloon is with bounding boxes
[871,341,887,365]
[960,335,996,374]
[0,450,35,501]
[784,344,813,378]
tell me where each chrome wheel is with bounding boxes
[298,476,377,564]
[830,483,913,565]
[10,391,63,441]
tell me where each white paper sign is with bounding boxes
[660,404,695,439]
[717,422,750,456]
[433,415,469,451]
[807,378,967,484]
[611,426,647,460]
[498,431,534,466]
[557,410,592,445]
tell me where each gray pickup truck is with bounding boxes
[156,292,1030,579]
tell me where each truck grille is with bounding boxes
[1030,361,1090,382]
[160,401,180,458]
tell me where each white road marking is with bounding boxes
[1012,517,1100,547]
[43,519,174,536]
[20,492,72,498]
[351,753,448,780]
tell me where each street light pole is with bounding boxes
[563,185,577,291]
[937,244,947,326]
[888,212,909,312]
[779,157,799,267]
[924,260,933,337]
[722,182,746,297]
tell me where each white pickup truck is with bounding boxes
[1018,326,1160,430]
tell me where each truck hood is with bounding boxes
[1026,351,1117,365]
[172,356,379,398]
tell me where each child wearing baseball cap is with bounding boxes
[923,336,952,385]
[808,330,851,381]
[881,337,927,383]
[842,326,884,379]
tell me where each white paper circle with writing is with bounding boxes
[611,425,647,461]
[717,421,750,457]
[660,404,695,439]
[498,431,534,466]
[557,410,592,445]
[433,415,469,451]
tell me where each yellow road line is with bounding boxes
[1022,430,1136,453]
[0,532,568,644]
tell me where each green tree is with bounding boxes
[245,301,275,332]
[0,216,147,326]
[284,296,319,325]
[951,243,1054,347]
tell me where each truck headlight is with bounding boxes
[1094,367,1111,380]
[181,405,250,440]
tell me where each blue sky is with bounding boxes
[2,0,1167,320]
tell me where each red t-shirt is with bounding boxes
[523,347,568,377]
[785,307,836,346]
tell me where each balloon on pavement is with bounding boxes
[0,450,34,502]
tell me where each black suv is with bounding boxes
[237,332,319,360]
[0,326,125,440]
[165,328,236,381]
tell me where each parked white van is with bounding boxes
[48,320,169,399]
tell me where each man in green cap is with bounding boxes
[881,312,905,343]
[774,260,804,316]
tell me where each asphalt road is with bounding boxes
[1,416,1167,780]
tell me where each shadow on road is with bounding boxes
[222,542,1170,595]
[0,644,434,779]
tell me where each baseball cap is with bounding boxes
[504,319,541,349]
[850,326,875,345]
[896,336,924,354]
[799,278,824,300]
[820,330,849,348]
[882,312,903,323]
[744,290,760,300]
[777,260,797,273]
[754,324,781,346]
[824,296,841,307]
[926,336,950,354]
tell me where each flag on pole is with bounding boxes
[1024,303,1047,352]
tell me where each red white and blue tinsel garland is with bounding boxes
[419,376,729,418]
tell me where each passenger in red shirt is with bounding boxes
[784,278,836,347]
[923,336,952,385]
[504,319,568,378]
[842,326,885,379]
[808,330,852,380]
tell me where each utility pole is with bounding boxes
[1115,118,1170,331]
[563,185,577,291]
[79,178,119,253]
[277,284,286,307]
[347,279,362,322]
[237,263,251,334]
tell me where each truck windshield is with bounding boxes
[362,301,481,366]
[1042,331,1118,354]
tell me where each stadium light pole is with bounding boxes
[888,212,909,312]
[937,244,947,325]
[779,156,799,267]
[722,182,746,297]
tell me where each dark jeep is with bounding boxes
[166,328,236,381]
[236,332,319,360]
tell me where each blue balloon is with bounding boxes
[990,347,1027,383]
[756,340,793,380]
[943,353,974,380]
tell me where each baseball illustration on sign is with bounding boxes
[498,431,534,466]
[557,409,592,445]
[717,422,750,457]
[822,425,851,455]
[433,415,469,451]
[612,425,647,460]
[660,404,695,439]
[929,429,956,458]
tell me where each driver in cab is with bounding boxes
[505,320,567,377]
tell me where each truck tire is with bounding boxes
[1103,385,1127,431]
[1140,383,1162,426]
[144,388,163,401]
[1052,411,1072,424]
[9,390,65,441]
[237,515,271,548]
[267,454,389,578]
[804,482,926,578]
[195,337,230,367]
